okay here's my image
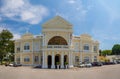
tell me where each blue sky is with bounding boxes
[0,0,120,50]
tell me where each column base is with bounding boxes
[68,65,74,68]
[42,65,48,69]
[51,65,55,69]
[61,65,64,69]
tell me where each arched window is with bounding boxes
[84,44,89,52]
[24,43,30,50]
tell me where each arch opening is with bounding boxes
[55,54,61,69]
[64,55,68,65]
[48,36,68,45]
[47,55,52,68]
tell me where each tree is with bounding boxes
[101,50,112,56]
[6,40,15,62]
[0,29,13,64]
[112,44,120,55]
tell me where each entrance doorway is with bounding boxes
[47,55,52,68]
[64,55,68,66]
[55,54,60,68]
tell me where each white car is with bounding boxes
[9,63,14,66]
[85,63,92,67]
[79,64,85,68]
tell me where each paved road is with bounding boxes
[0,64,120,79]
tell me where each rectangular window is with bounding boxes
[24,46,30,50]
[16,58,20,64]
[24,57,30,62]
[84,45,89,52]
[94,56,97,62]
[17,47,20,52]
[27,46,30,50]
[94,46,97,52]
[84,46,89,50]
[84,57,90,63]
[34,56,39,62]
[75,56,79,62]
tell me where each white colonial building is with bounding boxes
[15,16,99,68]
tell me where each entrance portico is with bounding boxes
[42,50,73,69]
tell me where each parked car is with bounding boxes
[14,64,22,67]
[85,63,92,68]
[33,65,42,68]
[79,63,85,68]
[92,62,103,67]
[9,63,14,66]
[8,62,22,67]
[101,62,116,65]
[116,61,120,64]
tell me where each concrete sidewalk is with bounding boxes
[0,64,120,79]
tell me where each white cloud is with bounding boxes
[1,0,49,24]
[68,0,76,4]
[0,24,21,39]
[13,33,21,40]
[58,0,89,22]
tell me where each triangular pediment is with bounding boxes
[42,16,72,29]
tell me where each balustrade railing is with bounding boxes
[47,45,69,49]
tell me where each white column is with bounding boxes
[70,52,73,67]
[69,33,71,46]
[15,43,16,53]
[42,51,45,68]
[42,33,45,46]
[69,52,73,68]
[14,54,16,63]
[80,41,82,62]
[91,55,94,62]
[91,44,93,53]
[61,53,64,68]
[39,53,42,65]
[20,41,23,64]
[20,41,22,52]
[51,52,55,68]
[20,53,22,64]
[32,40,34,65]
[42,33,46,47]
[69,52,71,66]
[44,52,47,68]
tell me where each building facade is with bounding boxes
[14,16,99,68]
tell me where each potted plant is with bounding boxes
[56,62,60,69]
[65,62,68,69]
